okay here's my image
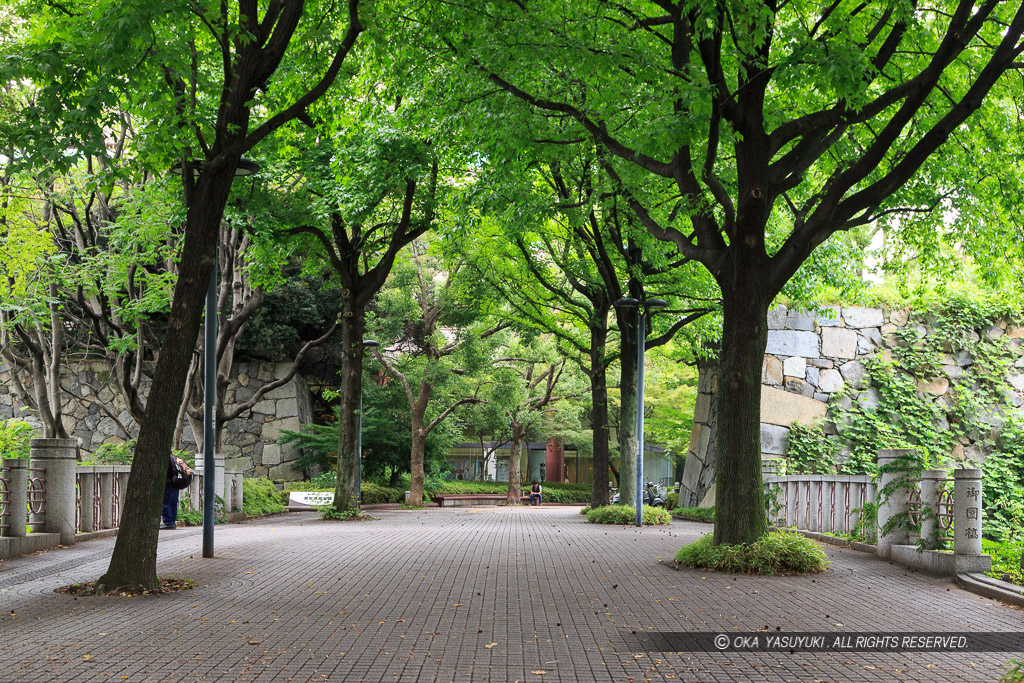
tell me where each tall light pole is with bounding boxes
[614,297,668,527]
[358,340,379,508]
[172,157,260,558]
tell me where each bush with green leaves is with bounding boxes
[424,480,591,503]
[361,482,403,504]
[177,495,226,526]
[665,491,679,510]
[242,477,286,517]
[675,531,830,575]
[586,504,671,525]
[0,418,35,459]
[672,506,715,523]
[93,440,136,465]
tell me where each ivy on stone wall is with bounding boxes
[784,299,1024,543]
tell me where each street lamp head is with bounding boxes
[361,340,380,348]
[615,297,668,310]
[169,158,262,177]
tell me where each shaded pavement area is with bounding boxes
[1,506,1022,682]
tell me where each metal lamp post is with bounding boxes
[614,297,668,527]
[171,157,260,558]
[358,340,379,508]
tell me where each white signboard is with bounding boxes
[289,491,334,507]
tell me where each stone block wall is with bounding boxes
[679,304,1024,507]
[0,360,314,481]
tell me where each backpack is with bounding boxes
[168,458,194,490]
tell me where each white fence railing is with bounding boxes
[763,473,877,540]
[763,450,989,575]
[1,438,244,559]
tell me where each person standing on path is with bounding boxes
[529,480,542,506]
[162,454,193,529]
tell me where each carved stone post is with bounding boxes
[953,468,990,573]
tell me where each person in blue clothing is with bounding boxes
[529,480,542,506]
[162,454,192,529]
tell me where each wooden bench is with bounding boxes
[433,493,536,507]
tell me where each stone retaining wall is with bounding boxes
[679,305,1024,506]
[0,360,313,481]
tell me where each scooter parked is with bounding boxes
[643,481,665,508]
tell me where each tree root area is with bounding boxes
[55,576,195,596]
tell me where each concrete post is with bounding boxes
[786,480,798,527]
[809,477,821,533]
[78,466,95,533]
[953,469,983,554]
[195,454,225,510]
[223,469,233,512]
[189,474,200,512]
[919,469,945,550]
[875,448,915,559]
[5,459,28,537]
[234,473,244,513]
[29,438,78,545]
[98,466,114,530]
[822,478,834,535]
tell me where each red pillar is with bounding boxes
[545,437,564,483]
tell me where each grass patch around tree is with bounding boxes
[675,531,830,575]
[586,504,671,525]
[672,506,715,523]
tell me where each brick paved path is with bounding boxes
[1,506,1021,682]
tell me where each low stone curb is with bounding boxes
[955,572,1024,608]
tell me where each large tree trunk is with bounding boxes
[712,277,770,546]
[617,306,638,509]
[98,168,235,590]
[333,302,365,513]
[505,420,525,503]
[589,325,610,508]
[407,381,432,506]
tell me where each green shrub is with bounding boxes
[675,531,830,575]
[94,440,135,465]
[418,479,591,503]
[665,492,679,510]
[586,504,671,525]
[0,419,35,459]
[306,471,336,489]
[984,538,1023,586]
[242,477,286,517]
[360,482,403,504]
[177,496,226,526]
[672,506,715,523]
[579,506,591,515]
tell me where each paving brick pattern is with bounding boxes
[0,506,1021,682]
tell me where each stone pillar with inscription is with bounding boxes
[953,468,990,574]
